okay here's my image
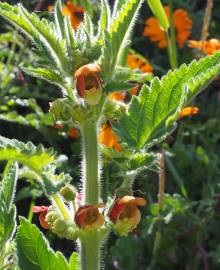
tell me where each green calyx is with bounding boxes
[49,98,72,122]
[103,98,127,121]
[112,219,137,236]
[60,184,77,202]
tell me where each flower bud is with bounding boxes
[49,98,72,122]
[60,185,77,202]
[108,196,146,236]
[74,203,105,230]
[53,219,67,232]
[103,98,127,121]
[74,63,102,105]
[45,206,78,240]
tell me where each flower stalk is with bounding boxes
[80,231,101,270]
[166,0,178,69]
[81,120,99,205]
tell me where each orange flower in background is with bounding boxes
[74,204,105,229]
[127,52,153,73]
[143,6,192,48]
[48,1,84,30]
[178,106,200,120]
[33,206,50,229]
[108,196,147,235]
[68,127,80,139]
[99,123,122,152]
[108,92,127,102]
[62,1,84,30]
[130,85,140,96]
[48,5,53,12]
[189,39,220,55]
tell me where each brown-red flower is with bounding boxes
[74,203,105,230]
[108,196,146,235]
[32,206,50,229]
[74,64,102,105]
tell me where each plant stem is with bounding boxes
[81,121,99,205]
[165,155,188,198]
[79,119,101,270]
[200,0,214,43]
[166,0,178,69]
[80,232,101,270]
[52,194,70,220]
[27,199,35,222]
[148,150,166,270]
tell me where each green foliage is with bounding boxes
[114,52,220,149]
[21,67,65,90]
[16,218,70,270]
[98,0,111,36]
[0,2,69,73]
[100,0,144,78]
[69,252,80,270]
[0,162,18,246]
[0,135,54,174]
[0,136,71,195]
[0,162,18,269]
[126,152,160,172]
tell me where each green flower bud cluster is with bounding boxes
[49,98,72,122]
[46,206,78,241]
[103,99,127,121]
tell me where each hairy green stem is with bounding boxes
[79,120,101,270]
[81,121,99,205]
[80,232,101,270]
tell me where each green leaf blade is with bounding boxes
[16,218,69,270]
[115,52,220,149]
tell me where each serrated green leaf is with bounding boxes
[112,0,127,18]
[16,218,69,270]
[127,152,160,172]
[0,2,68,73]
[21,67,65,90]
[1,161,18,209]
[69,252,80,270]
[54,0,66,40]
[98,0,111,36]
[0,162,18,247]
[114,52,220,148]
[0,135,54,174]
[100,0,144,78]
